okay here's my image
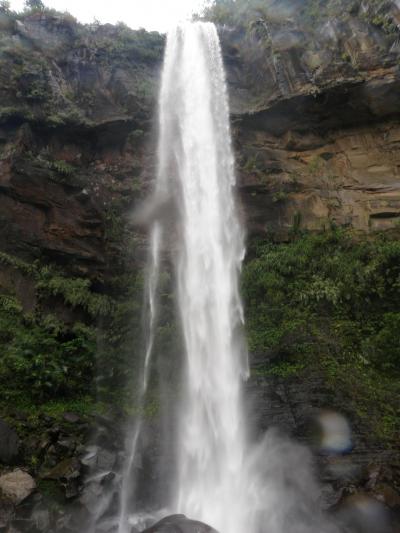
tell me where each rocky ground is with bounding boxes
[0,409,127,532]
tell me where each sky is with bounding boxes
[9,0,207,32]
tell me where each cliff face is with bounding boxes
[0,4,399,531]
[220,0,400,235]
[2,2,400,274]
[0,12,163,285]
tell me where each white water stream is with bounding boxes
[163,23,249,532]
[117,21,339,533]
[118,22,251,533]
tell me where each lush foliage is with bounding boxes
[0,252,114,317]
[197,0,270,27]
[0,251,138,406]
[0,1,10,13]
[242,229,400,443]
[24,0,45,11]
[1,220,398,445]
[0,297,96,401]
[94,25,164,63]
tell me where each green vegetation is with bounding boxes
[93,26,164,63]
[0,252,114,317]
[0,47,53,116]
[0,254,105,403]
[45,159,75,176]
[361,0,398,34]
[24,0,45,11]
[242,228,400,444]
[299,0,354,25]
[200,0,399,38]
[0,251,144,411]
[272,190,288,203]
[0,302,95,401]
[0,1,11,13]
[307,155,324,176]
[198,0,271,28]
[0,224,398,447]
[1,223,398,445]
[0,0,163,131]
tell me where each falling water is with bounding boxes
[117,223,162,533]
[118,21,250,533]
[162,23,249,532]
[117,20,340,533]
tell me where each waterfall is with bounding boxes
[117,20,339,533]
[162,23,249,531]
[118,21,250,533]
[117,223,162,533]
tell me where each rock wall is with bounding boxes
[236,119,400,235]
[0,12,163,284]
[220,0,400,235]
[2,3,400,272]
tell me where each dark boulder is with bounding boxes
[141,514,218,533]
[0,419,19,464]
[0,500,14,529]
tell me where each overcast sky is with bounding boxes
[9,0,207,32]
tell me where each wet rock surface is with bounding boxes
[246,357,400,530]
[0,409,125,532]
[141,514,218,533]
[0,419,19,464]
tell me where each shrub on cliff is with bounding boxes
[200,0,399,35]
[24,0,45,11]
[0,1,10,13]
[242,228,400,444]
[0,298,96,401]
[0,250,147,411]
[197,0,270,27]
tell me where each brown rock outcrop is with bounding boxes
[218,0,400,235]
[0,12,162,282]
[236,120,400,235]
[2,3,400,271]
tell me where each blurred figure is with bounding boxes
[336,494,393,533]
[316,411,353,455]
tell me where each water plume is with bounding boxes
[117,21,342,533]
[160,22,249,533]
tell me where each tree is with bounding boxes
[24,0,45,11]
[0,0,11,13]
